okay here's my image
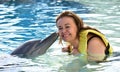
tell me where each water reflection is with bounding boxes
[0,0,120,72]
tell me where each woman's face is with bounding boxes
[56,16,78,43]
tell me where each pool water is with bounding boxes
[0,0,120,72]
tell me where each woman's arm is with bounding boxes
[87,37,106,61]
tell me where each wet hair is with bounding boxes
[56,11,101,39]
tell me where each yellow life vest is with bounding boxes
[78,29,113,55]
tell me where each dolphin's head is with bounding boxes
[11,32,58,58]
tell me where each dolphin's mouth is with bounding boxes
[11,32,58,58]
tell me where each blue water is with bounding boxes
[0,0,120,72]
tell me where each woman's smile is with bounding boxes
[62,33,71,40]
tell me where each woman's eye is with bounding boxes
[66,26,70,28]
[58,27,63,30]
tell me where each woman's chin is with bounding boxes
[63,38,70,42]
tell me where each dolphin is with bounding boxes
[11,32,58,58]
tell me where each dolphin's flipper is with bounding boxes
[11,32,58,58]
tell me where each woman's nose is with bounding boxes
[61,28,67,33]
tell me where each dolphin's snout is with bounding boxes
[11,32,58,58]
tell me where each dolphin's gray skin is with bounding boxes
[11,32,58,58]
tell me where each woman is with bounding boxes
[56,11,113,61]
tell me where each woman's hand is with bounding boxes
[62,47,69,52]
[71,48,79,55]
